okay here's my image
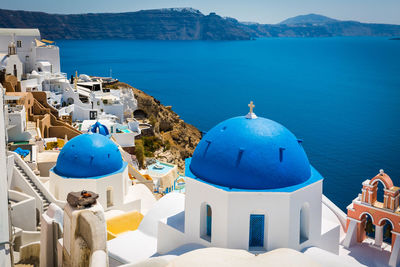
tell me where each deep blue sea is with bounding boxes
[57,37,400,211]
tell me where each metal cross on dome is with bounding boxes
[248,101,255,113]
[246,101,257,119]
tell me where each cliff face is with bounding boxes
[1,9,399,40]
[244,21,400,38]
[0,8,250,40]
[114,82,201,171]
[242,14,400,38]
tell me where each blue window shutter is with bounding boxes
[249,215,264,247]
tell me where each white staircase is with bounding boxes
[14,163,50,212]
[10,152,65,216]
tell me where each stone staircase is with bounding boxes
[14,163,50,212]
[26,121,38,139]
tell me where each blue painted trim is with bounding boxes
[206,204,212,236]
[51,161,127,179]
[185,158,323,193]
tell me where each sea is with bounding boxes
[57,37,400,211]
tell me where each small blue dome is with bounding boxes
[189,116,311,190]
[54,133,123,178]
[90,121,110,136]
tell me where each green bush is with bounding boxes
[142,136,162,154]
[163,140,171,151]
[135,136,163,158]
[149,115,157,127]
[135,140,145,168]
[105,84,119,89]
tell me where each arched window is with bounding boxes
[381,219,393,245]
[376,181,385,203]
[361,213,375,239]
[200,203,212,241]
[300,203,310,244]
[106,187,113,208]
[249,214,265,249]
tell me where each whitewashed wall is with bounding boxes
[181,177,326,252]
[9,190,36,231]
[0,85,11,267]
[49,166,143,212]
[1,54,23,80]
[35,46,60,74]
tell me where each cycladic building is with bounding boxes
[157,104,340,254]
[49,133,155,213]
[0,28,60,75]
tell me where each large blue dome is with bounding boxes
[189,116,312,190]
[53,133,124,178]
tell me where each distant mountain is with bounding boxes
[243,14,400,38]
[0,8,251,40]
[0,9,400,40]
[280,14,338,25]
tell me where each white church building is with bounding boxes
[107,104,343,265]
[49,132,155,213]
[160,105,339,252]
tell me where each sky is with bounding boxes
[2,0,400,25]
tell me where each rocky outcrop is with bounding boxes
[0,8,250,40]
[242,14,400,38]
[1,9,400,39]
[114,82,201,171]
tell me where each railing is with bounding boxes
[128,164,154,191]
[322,194,347,229]
[110,137,154,192]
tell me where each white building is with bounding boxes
[56,77,136,123]
[0,84,11,267]
[49,133,155,213]
[0,28,60,76]
[158,110,340,253]
[107,107,344,265]
[0,28,137,125]
[3,95,32,142]
[143,161,182,194]
[0,40,23,80]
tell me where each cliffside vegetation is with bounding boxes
[106,82,202,171]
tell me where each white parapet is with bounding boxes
[342,219,359,248]
[389,231,400,267]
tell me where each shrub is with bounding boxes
[142,136,162,154]
[149,115,157,127]
[135,140,145,168]
[163,140,171,151]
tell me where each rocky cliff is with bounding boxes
[111,82,201,171]
[242,14,400,38]
[0,8,250,40]
[1,9,400,39]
